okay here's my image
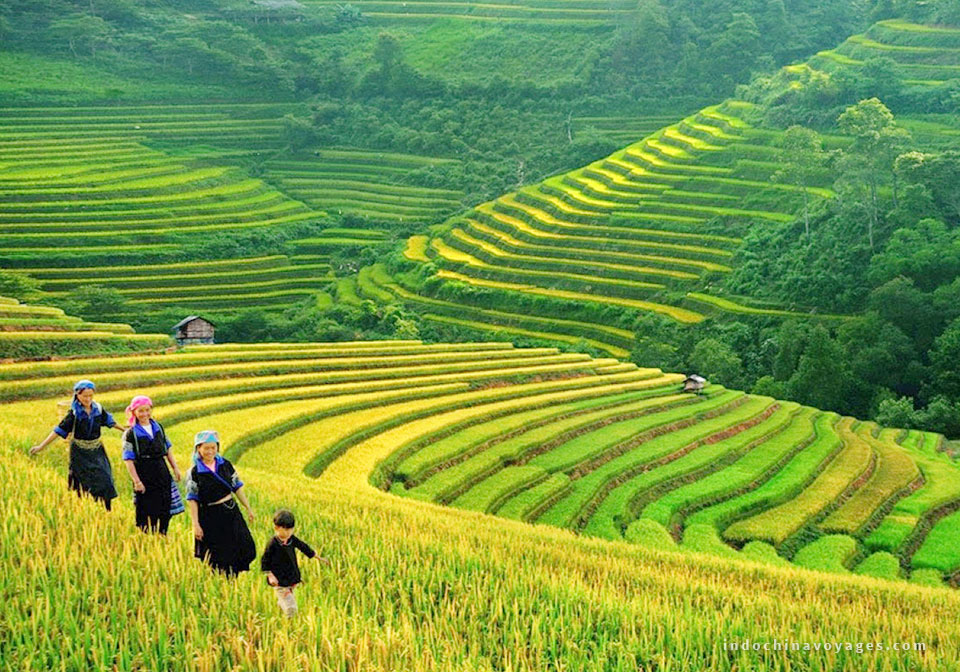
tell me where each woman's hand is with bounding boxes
[266,572,279,587]
[133,480,146,493]
[193,523,204,540]
[246,509,255,523]
[172,468,182,482]
[29,445,44,456]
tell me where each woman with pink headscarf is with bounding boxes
[121,395,183,534]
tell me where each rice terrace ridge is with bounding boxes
[2,0,960,670]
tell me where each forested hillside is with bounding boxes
[2,0,959,441]
[6,4,960,668]
[373,8,960,439]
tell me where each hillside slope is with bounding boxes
[2,341,957,669]
[0,295,170,358]
[373,18,960,357]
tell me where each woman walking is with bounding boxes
[30,380,122,510]
[121,395,183,534]
[185,430,256,576]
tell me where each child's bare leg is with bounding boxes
[275,586,298,618]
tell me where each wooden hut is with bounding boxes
[172,316,215,346]
[683,374,706,394]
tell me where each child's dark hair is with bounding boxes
[273,509,295,528]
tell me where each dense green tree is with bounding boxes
[751,374,787,399]
[917,396,960,436]
[786,325,851,412]
[868,218,960,291]
[773,125,832,237]
[867,277,942,351]
[705,13,762,90]
[60,285,128,320]
[933,0,960,24]
[875,396,917,428]
[281,114,318,150]
[895,150,960,221]
[49,14,111,57]
[930,317,960,400]
[772,321,809,381]
[837,98,911,249]
[689,337,745,389]
[632,337,684,373]
[837,312,921,396]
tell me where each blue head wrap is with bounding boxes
[70,379,100,418]
[193,430,220,465]
[194,430,220,448]
[73,379,95,393]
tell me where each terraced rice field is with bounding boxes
[358,363,956,583]
[4,342,957,669]
[4,341,956,598]
[573,114,694,145]
[0,295,170,358]
[0,106,319,259]
[263,149,466,223]
[0,105,480,311]
[302,0,636,25]
[810,19,960,86]
[388,101,842,353]
[0,105,356,310]
[361,263,636,357]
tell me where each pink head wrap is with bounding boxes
[126,395,153,426]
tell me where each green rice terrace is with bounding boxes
[4,340,957,588]
[0,104,465,313]
[301,0,636,26]
[377,100,846,356]
[0,295,170,359]
[367,19,960,357]
[261,149,466,224]
[811,18,960,87]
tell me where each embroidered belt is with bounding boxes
[72,438,103,451]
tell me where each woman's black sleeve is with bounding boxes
[54,410,75,439]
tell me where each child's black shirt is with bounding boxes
[260,535,315,587]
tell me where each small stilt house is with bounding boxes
[683,374,707,394]
[172,316,215,346]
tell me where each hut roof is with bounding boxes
[172,315,216,330]
[685,374,707,384]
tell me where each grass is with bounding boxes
[3,343,960,670]
[723,418,872,545]
[638,407,818,528]
[687,413,842,529]
[793,535,858,574]
[435,270,705,323]
[820,426,921,535]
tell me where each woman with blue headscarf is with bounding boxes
[184,429,256,575]
[30,379,122,510]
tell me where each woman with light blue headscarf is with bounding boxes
[30,379,123,510]
[184,430,256,575]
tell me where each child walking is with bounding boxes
[260,509,327,618]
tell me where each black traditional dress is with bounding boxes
[185,456,256,575]
[122,420,173,534]
[54,402,118,508]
